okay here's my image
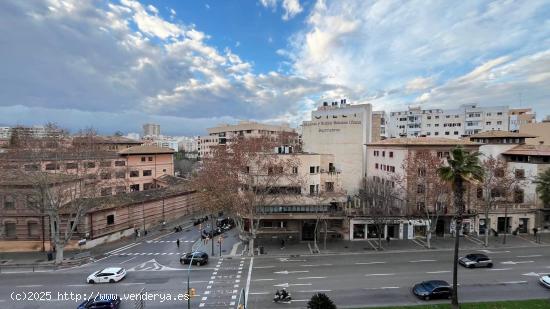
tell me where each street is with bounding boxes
[0,227,549,309]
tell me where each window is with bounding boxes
[487,113,492,116]
[24,164,39,171]
[446,115,450,118]
[245,166,250,174]
[495,168,505,178]
[486,122,491,125]
[309,185,315,195]
[435,124,439,127]
[375,163,379,169]
[434,132,439,136]
[130,184,140,192]
[115,171,125,179]
[497,112,503,116]
[148,156,153,161]
[491,188,503,198]
[445,131,450,135]
[26,196,38,208]
[86,161,96,168]
[477,187,483,200]
[435,116,439,119]
[66,162,78,169]
[427,116,431,120]
[497,121,502,125]
[325,182,334,192]
[515,169,525,179]
[143,170,152,176]
[45,163,60,170]
[418,168,426,176]
[4,195,15,209]
[310,166,315,174]
[115,160,126,167]
[141,157,146,162]
[292,167,298,174]
[417,184,425,194]
[514,189,524,203]
[106,215,115,225]
[5,223,16,238]
[328,163,335,172]
[143,183,155,190]
[454,131,459,135]
[130,170,139,177]
[28,222,39,237]
[115,186,126,194]
[100,188,112,196]
[100,172,111,180]
[100,161,111,167]
[382,151,385,157]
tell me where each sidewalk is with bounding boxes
[0,214,200,267]
[254,233,550,257]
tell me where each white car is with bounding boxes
[540,275,550,288]
[87,267,126,284]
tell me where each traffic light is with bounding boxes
[189,288,196,298]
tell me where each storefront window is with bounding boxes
[367,225,381,239]
[353,224,365,239]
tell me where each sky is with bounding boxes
[0,0,549,136]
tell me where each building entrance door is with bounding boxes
[402,223,409,239]
[519,218,529,233]
[497,217,510,233]
[387,224,399,238]
[302,222,316,241]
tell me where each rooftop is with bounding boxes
[0,171,79,186]
[502,144,550,157]
[73,135,142,145]
[469,130,537,139]
[118,145,175,155]
[367,137,479,146]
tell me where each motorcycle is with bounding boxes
[273,292,291,303]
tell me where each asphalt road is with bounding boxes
[0,230,549,309]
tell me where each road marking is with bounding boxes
[489,268,513,271]
[297,277,326,280]
[365,287,400,290]
[120,282,145,285]
[274,270,309,274]
[230,242,241,256]
[245,257,253,308]
[16,285,42,288]
[254,278,274,281]
[480,250,510,254]
[355,262,386,265]
[253,266,275,269]
[300,264,332,267]
[106,243,140,255]
[365,273,395,277]
[426,270,451,274]
[67,284,88,287]
[120,257,137,264]
[249,292,269,295]
[409,259,436,263]
[274,283,312,287]
[278,258,307,262]
[517,255,542,258]
[501,261,534,265]
[297,289,332,293]
[499,281,528,285]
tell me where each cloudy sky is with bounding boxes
[0,0,548,136]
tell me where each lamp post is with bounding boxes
[187,238,201,309]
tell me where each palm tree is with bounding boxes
[535,168,550,208]
[438,146,484,309]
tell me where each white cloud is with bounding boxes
[259,0,303,20]
[146,4,158,14]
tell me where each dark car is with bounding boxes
[180,251,209,266]
[77,295,121,309]
[459,253,493,268]
[412,280,452,300]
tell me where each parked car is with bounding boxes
[540,275,550,288]
[412,280,452,300]
[458,253,493,268]
[77,295,121,309]
[180,251,209,266]
[87,267,126,284]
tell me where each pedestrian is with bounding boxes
[280,239,285,249]
[176,239,180,248]
[533,227,538,240]
[144,230,148,236]
[386,235,390,244]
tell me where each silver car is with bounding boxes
[540,275,550,288]
[458,253,493,268]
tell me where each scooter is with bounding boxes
[273,293,292,303]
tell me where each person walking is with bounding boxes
[280,239,285,250]
[386,235,391,244]
[176,239,180,249]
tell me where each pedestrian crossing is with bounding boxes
[110,252,183,256]
[146,240,194,243]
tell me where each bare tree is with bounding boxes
[2,126,126,263]
[193,136,303,256]
[359,177,402,250]
[396,151,451,248]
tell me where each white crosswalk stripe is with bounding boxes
[145,240,194,243]
[110,252,182,256]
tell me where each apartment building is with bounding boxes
[198,121,298,158]
[142,136,179,151]
[301,99,381,195]
[471,131,546,235]
[245,151,348,243]
[386,104,511,139]
[519,117,550,146]
[353,137,481,241]
[509,108,536,132]
[143,123,161,137]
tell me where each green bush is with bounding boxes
[307,293,337,309]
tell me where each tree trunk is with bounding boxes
[451,218,460,309]
[55,242,64,264]
[248,235,255,257]
[484,211,490,247]
[426,230,431,249]
[323,220,327,250]
[378,226,382,250]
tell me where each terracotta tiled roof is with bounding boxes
[73,136,142,144]
[502,144,550,156]
[469,130,537,139]
[118,145,175,155]
[367,137,479,146]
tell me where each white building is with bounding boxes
[386,104,511,139]
[301,99,380,195]
[142,123,160,137]
[178,136,199,153]
[198,121,298,158]
[0,127,10,139]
